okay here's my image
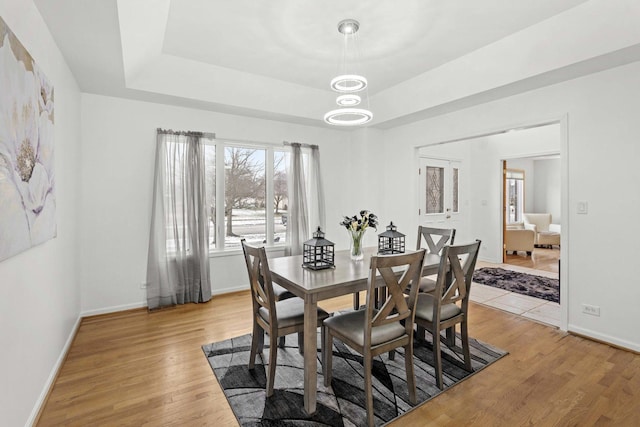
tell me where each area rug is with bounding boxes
[202,329,507,426]
[473,267,559,303]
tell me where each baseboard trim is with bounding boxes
[27,315,82,427]
[80,301,147,318]
[568,324,640,354]
[212,284,248,295]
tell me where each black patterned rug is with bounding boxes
[202,329,507,426]
[473,267,560,303]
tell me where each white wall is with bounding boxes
[79,94,368,313]
[534,158,562,222]
[0,1,82,426]
[381,61,640,351]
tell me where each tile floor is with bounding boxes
[471,261,561,328]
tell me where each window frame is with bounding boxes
[505,168,525,224]
[205,138,291,256]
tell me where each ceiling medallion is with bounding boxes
[324,19,372,126]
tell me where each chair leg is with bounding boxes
[320,326,326,379]
[445,326,455,347]
[404,343,417,405]
[461,320,472,371]
[297,331,304,355]
[249,323,263,369]
[433,328,443,390]
[266,332,279,397]
[416,325,426,341]
[278,336,286,348]
[353,292,360,310]
[364,355,374,427]
[388,349,396,360]
[323,330,333,387]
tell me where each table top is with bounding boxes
[269,247,442,301]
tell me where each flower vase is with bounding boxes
[350,231,364,261]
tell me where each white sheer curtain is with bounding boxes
[146,129,212,310]
[285,143,309,256]
[285,143,326,255]
[309,144,326,231]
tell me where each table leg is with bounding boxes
[303,295,318,415]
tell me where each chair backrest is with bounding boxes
[416,226,456,254]
[523,213,551,232]
[241,239,277,324]
[433,240,481,317]
[364,249,426,344]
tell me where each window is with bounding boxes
[425,166,444,214]
[452,167,459,213]
[201,138,297,252]
[506,169,525,224]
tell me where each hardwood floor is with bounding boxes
[504,246,560,274]
[37,290,639,426]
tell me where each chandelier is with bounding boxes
[324,19,373,126]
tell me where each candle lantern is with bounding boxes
[302,227,335,270]
[378,222,405,254]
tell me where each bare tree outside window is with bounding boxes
[274,167,287,214]
[204,144,216,247]
[224,147,266,247]
[274,151,289,243]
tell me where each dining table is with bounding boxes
[268,246,443,415]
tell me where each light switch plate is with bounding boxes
[577,201,588,214]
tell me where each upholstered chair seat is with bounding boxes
[323,310,406,347]
[258,298,329,330]
[414,293,462,322]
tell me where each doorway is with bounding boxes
[502,153,561,273]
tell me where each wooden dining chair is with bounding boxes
[323,249,426,427]
[413,240,481,390]
[241,239,330,397]
[415,226,456,293]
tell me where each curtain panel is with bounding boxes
[285,143,326,256]
[285,143,309,256]
[146,129,212,310]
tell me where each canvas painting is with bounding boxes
[0,16,56,262]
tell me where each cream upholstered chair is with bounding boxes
[505,224,535,255]
[241,239,329,397]
[523,213,561,248]
[415,226,456,293]
[414,240,481,389]
[323,250,426,427]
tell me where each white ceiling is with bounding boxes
[32,0,640,128]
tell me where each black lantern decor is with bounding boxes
[378,222,406,254]
[303,227,335,270]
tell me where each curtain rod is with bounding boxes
[156,131,317,149]
[157,128,215,139]
[283,141,318,149]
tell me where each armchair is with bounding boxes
[505,224,535,255]
[523,213,561,248]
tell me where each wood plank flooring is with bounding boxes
[504,247,560,274]
[37,289,639,426]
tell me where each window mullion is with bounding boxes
[215,142,225,249]
[266,148,274,245]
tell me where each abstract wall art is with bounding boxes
[0,16,56,262]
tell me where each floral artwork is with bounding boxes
[340,210,377,261]
[0,16,56,262]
